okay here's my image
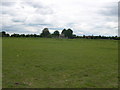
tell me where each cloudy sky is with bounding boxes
[1,0,119,36]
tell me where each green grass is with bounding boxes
[2,38,118,88]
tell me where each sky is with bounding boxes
[0,0,119,36]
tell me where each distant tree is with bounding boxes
[72,34,76,38]
[53,30,59,38]
[10,34,14,37]
[26,34,30,37]
[20,34,26,37]
[5,34,10,37]
[66,29,73,38]
[61,29,67,37]
[98,35,101,39]
[61,29,67,34]
[2,31,6,36]
[33,34,37,37]
[11,33,20,37]
[1,31,10,37]
[40,28,50,37]
[91,35,94,39]
[0,32,2,37]
[61,28,73,38]
[83,35,85,38]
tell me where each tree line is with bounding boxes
[0,28,75,39]
[0,28,120,40]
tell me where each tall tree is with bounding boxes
[66,28,73,38]
[61,28,73,38]
[1,31,10,37]
[62,29,73,38]
[61,29,67,37]
[40,28,50,37]
[11,33,20,37]
[61,29,66,34]
[53,30,59,37]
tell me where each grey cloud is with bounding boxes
[100,3,118,16]
[2,26,26,33]
[12,19,24,23]
[1,0,118,36]
[36,8,54,15]
[1,6,22,16]
[25,23,52,26]
[23,1,54,15]
[49,28,64,30]
[2,25,34,34]
[1,2,15,6]
[23,1,44,8]
[118,2,120,17]
[12,16,27,23]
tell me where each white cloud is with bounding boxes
[1,0,118,36]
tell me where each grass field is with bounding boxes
[2,38,118,88]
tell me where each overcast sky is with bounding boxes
[1,0,119,36]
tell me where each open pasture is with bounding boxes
[2,38,118,88]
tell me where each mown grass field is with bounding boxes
[2,38,118,88]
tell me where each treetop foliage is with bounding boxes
[0,28,120,40]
